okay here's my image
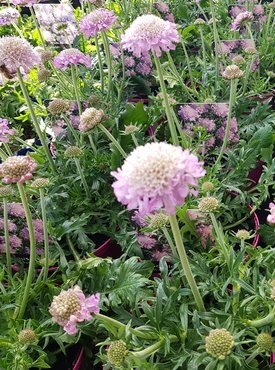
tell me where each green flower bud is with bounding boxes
[47,99,70,115]
[205,328,234,360]
[147,212,169,230]
[30,178,50,189]
[18,329,37,344]
[235,229,250,240]
[64,146,83,158]
[38,68,51,82]
[201,181,215,193]
[198,197,219,213]
[0,186,14,198]
[256,333,273,351]
[107,340,127,366]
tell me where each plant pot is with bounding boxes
[270,353,275,365]
[72,347,85,370]
[247,160,264,190]
[94,237,122,259]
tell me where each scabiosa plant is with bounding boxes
[49,286,100,335]
[0,7,20,26]
[79,9,116,38]
[107,340,128,366]
[53,48,92,70]
[0,36,41,77]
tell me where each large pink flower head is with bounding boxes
[0,118,14,143]
[79,8,117,38]
[53,48,92,70]
[267,202,275,225]
[111,142,205,216]
[121,14,180,57]
[0,36,41,77]
[49,286,100,335]
[0,7,20,26]
[0,156,37,184]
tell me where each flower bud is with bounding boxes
[38,68,51,82]
[201,181,214,193]
[256,333,273,351]
[244,47,258,55]
[147,212,169,230]
[222,65,244,79]
[232,55,245,66]
[107,340,127,366]
[30,178,50,189]
[18,329,36,344]
[235,229,250,240]
[194,18,206,25]
[123,125,139,135]
[64,146,83,158]
[79,107,105,132]
[205,328,234,360]
[0,186,13,198]
[198,197,219,213]
[47,99,70,115]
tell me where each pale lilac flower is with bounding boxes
[49,286,100,335]
[0,235,21,254]
[79,9,116,38]
[112,142,205,216]
[21,219,44,243]
[216,118,239,143]
[109,42,121,59]
[124,56,135,68]
[137,234,157,249]
[151,245,171,261]
[135,55,152,75]
[196,223,214,248]
[0,118,14,143]
[229,5,244,18]
[231,11,254,31]
[211,103,229,118]
[198,118,216,132]
[155,1,170,14]
[8,203,25,218]
[253,5,264,16]
[267,203,275,225]
[121,14,179,57]
[11,0,39,6]
[165,13,175,23]
[53,48,92,70]
[132,211,146,227]
[0,218,17,232]
[178,105,201,122]
[0,37,41,77]
[0,7,20,26]
[0,156,37,184]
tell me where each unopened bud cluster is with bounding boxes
[48,99,70,115]
[107,340,127,366]
[205,328,234,360]
[235,229,250,240]
[222,65,244,79]
[18,329,36,344]
[79,107,105,132]
[64,146,83,158]
[198,197,219,213]
[256,333,273,351]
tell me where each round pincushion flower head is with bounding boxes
[0,156,37,184]
[147,212,169,230]
[79,8,117,38]
[107,340,127,366]
[79,107,105,132]
[0,36,41,77]
[30,178,49,189]
[244,46,258,55]
[205,329,234,360]
[64,146,83,158]
[122,124,140,135]
[256,333,273,351]
[18,329,37,344]
[235,229,250,240]
[0,7,20,26]
[201,181,214,193]
[53,48,92,70]
[47,99,70,116]
[222,65,244,79]
[37,68,51,83]
[194,18,206,26]
[35,47,54,63]
[0,185,13,198]
[49,285,100,335]
[121,14,180,57]
[198,196,219,214]
[232,55,245,66]
[111,142,205,216]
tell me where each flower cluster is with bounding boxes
[0,36,41,77]
[79,8,117,38]
[53,48,92,70]
[229,4,266,30]
[0,7,20,26]
[112,142,205,215]
[11,0,39,6]
[49,286,100,334]
[205,329,234,360]
[0,156,37,184]
[178,103,239,153]
[0,118,14,143]
[121,14,179,57]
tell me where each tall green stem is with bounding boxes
[98,123,127,158]
[17,70,56,173]
[74,158,90,198]
[66,235,80,262]
[246,309,275,328]
[39,188,50,282]
[169,214,205,311]
[213,79,238,172]
[209,0,220,87]
[101,31,113,101]
[71,65,82,115]
[63,115,81,146]
[241,56,255,96]
[3,198,11,278]
[95,35,104,91]
[180,37,195,90]
[209,213,229,266]
[153,55,179,146]
[15,183,36,320]
[162,226,177,257]
[199,28,207,79]
[88,134,97,153]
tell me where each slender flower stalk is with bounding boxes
[3,198,11,278]
[209,213,230,267]
[241,55,256,96]
[209,0,220,86]
[71,65,82,115]
[180,37,195,90]
[95,35,104,91]
[16,71,56,172]
[169,214,205,311]
[74,158,90,198]
[131,335,178,359]
[14,183,36,319]
[98,123,127,158]
[38,188,50,282]
[246,309,275,328]
[199,27,207,78]
[162,226,177,257]
[101,31,113,101]
[62,115,81,146]
[153,54,179,146]
[213,78,238,171]
[88,134,97,153]
[66,235,80,262]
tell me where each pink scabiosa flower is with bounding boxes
[0,7,20,26]
[11,0,39,5]
[211,103,229,118]
[111,142,205,216]
[0,218,17,232]
[53,48,92,70]
[79,9,117,38]
[136,234,157,249]
[121,14,180,57]
[0,118,14,143]
[267,203,275,225]
[8,202,25,218]
[231,11,254,31]
[0,36,41,77]
[49,286,100,335]
[178,105,201,122]
[155,1,170,14]
[0,156,37,184]
[21,219,44,243]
